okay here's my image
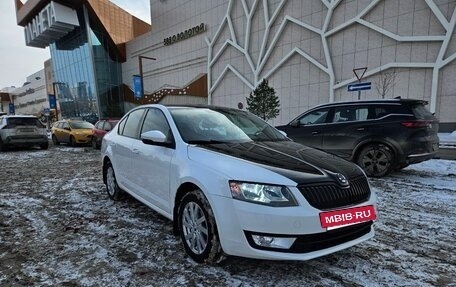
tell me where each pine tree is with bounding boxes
[246,79,280,121]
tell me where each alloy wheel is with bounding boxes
[182,202,209,255]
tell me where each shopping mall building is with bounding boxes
[16,0,456,131]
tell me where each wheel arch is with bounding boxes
[352,137,401,164]
[172,182,203,235]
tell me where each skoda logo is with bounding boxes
[336,173,348,185]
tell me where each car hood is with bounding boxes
[188,141,364,185]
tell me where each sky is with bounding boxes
[0,0,150,89]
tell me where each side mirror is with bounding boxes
[289,120,300,127]
[141,130,175,149]
[141,130,167,144]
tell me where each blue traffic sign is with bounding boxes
[347,82,371,92]
[133,75,142,98]
[9,103,15,115]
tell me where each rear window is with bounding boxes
[411,104,434,120]
[7,118,44,128]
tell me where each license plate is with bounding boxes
[19,128,34,133]
[320,205,376,229]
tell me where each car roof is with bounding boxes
[310,98,427,109]
[1,115,38,119]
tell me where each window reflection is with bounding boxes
[50,6,124,123]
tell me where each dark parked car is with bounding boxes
[92,119,119,149]
[276,99,439,177]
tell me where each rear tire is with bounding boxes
[52,135,60,146]
[178,189,223,264]
[105,163,123,201]
[40,142,49,150]
[357,144,394,177]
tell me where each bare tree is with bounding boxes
[375,71,397,99]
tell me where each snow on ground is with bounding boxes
[439,132,456,147]
[0,146,455,286]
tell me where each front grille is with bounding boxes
[290,221,373,253]
[297,176,371,210]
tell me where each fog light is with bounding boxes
[251,235,296,249]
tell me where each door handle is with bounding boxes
[311,131,320,135]
[356,127,365,131]
[132,148,140,154]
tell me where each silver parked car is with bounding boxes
[0,115,48,151]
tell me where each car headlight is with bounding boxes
[229,181,298,207]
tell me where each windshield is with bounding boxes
[169,107,287,143]
[7,117,44,128]
[69,121,94,129]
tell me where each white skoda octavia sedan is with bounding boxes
[101,105,377,263]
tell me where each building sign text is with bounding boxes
[164,23,206,46]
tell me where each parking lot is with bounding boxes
[0,146,455,287]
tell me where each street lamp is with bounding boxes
[138,56,156,98]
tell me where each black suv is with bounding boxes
[276,99,439,177]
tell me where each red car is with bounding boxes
[92,119,119,149]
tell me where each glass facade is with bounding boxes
[50,6,124,123]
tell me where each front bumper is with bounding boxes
[211,190,377,261]
[73,134,92,144]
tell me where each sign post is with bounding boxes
[352,67,368,100]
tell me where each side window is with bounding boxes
[118,117,127,135]
[333,106,368,122]
[104,122,113,131]
[141,108,172,140]
[62,122,70,129]
[95,121,103,129]
[298,109,330,125]
[122,109,145,138]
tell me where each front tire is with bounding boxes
[178,189,223,264]
[69,136,76,147]
[105,163,123,201]
[92,137,99,149]
[357,144,394,177]
[0,139,5,152]
[52,135,60,146]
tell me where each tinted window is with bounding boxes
[411,104,434,120]
[141,109,172,139]
[298,109,330,125]
[6,118,44,128]
[333,106,368,122]
[122,109,145,138]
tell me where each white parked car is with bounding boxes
[0,115,48,151]
[101,105,377,263]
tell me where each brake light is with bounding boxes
[401,120,431,128]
